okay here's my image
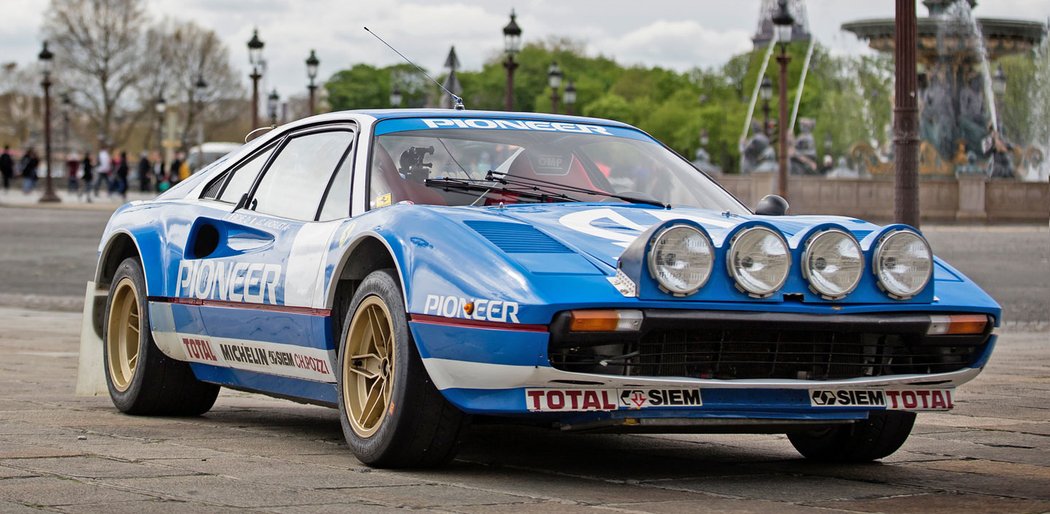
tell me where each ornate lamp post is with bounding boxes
[547,61,563,114]
[247,29,265,128]
[502,10,522,111]
[155,94,166,164]
[772,0,794,199]
[563,80,577,116]
[267,89,279,126]
[389,84,402,108]
[760,76,773,137]
[306,49,319,116]
[38,41,59,203]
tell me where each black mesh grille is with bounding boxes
[550,326,987,381]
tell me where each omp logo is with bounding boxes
[422,118,613,135]
[810,389,886,407]
[176,260,282,305]
[423,294,520,323]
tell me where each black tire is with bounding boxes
[788,411,916,462]
[336,269,468,468]
[103,257,219,416]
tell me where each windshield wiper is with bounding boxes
[424,177,579,204]
[485,170,668,208]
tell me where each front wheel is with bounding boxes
[788,411,916,462]
[337,269,467,468]
[104,257,219,415]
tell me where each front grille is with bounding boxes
[549,315,989,381]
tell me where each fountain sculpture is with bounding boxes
[843,0,1047,178]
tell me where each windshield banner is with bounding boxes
[374,117,653,142]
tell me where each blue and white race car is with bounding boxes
[84,109,999,468]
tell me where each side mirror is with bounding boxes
[233,192,249,211]
[755,194,789,216]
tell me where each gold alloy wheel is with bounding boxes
[343,296,396,438]
[107,277,141,392]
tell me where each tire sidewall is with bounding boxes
[336,269,414,464]
[103,258,153,412]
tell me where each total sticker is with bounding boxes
[525,388,702,412]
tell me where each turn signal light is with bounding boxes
[928,314,989,335]
[569,310,643,332]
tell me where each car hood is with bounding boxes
[475,202,881,270]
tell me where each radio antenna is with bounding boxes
[364,26,465,111]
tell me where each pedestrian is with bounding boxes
[80,151,93,203]
[0,145,13,193]
[169,152,185,186]
[137,152,151,192]
[66,152,80,195]
[19,148,39,194]
[94,146,111,196]
[108,150,122,196]
[115,150,129,200]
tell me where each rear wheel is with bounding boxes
[104,258,219,415]
[337,269,467,468]
[788,411,916,462]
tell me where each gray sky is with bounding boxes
[2,0,1047,101]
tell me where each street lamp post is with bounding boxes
[306,49,319,116]
[155,94,166,166]
[547,61,563,114]
[772,0,794,199]
[563,80,577,116]
[760,76,773,137]
[502,10,522,111]
[60,93,71,159]
[195,74,207,170]
[389,84,402,108]
[38,41,59,203]
[893,0,920,227]
[247,29,265,128]
[267,90,279,126]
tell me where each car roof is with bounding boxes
[347,109,636,129]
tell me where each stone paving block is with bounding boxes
[334,483,543,509]
[54,499,250,514]
[0,500,47,513]
[0,440,84,460]
[653,474,924,503]
[449,501,615,513]
[811,492,1050,513]
[99,474,354,508]
[267,502,437,513]
[0,476,154,506]
[918,459,1050,481]
[901,434,1050,467]
[5,455,204,480]
[602,498,854,514]
[145,455,423,489]
[0,465,37,480]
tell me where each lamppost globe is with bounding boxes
[390,85,403,108]
[547,61,563,90]
[760,76,773,101]
[563,80,577,106]
[195,74,207,92]
[247,29,264,67]
[772,0,794,44]
[503,9,522,56]
[38,41,54,78]
[306,49,320,81]
[155,94,166,115]
[267,89,279,125]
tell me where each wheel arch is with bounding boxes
[92,230,146,340]
[326,233,409,353]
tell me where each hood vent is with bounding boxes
[465,220,572,254]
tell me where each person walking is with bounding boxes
[169,152,184,186]
[115,150,129,200]
[66,152,80,195]
[94,146,111,197]
[80,151,93,203]
[0,145,13,193]
[19,148,39,194]
[137,152,151,192]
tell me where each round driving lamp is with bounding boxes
[647,225,713,296]
[874,230,933,300]
[728,227,790,298]
[802,229,863,299]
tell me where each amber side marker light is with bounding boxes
[927,314,989,335]
[569,310,643,332]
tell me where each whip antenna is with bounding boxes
[364,26,465,110]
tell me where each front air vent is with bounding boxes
[464,220,571,254]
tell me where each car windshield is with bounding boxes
[368,118,747,213]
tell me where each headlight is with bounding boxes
[647,225,713,296]
[874,230,933,300]
[803,229,863,299]
[728,227,790,298]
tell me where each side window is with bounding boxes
[318,143,354,221]
[214,145,276,203]
[251,131,352,220]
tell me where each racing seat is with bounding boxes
[371,145,446,207]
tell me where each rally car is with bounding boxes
[83,109,999,468]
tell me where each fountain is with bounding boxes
[842,0,1047,178]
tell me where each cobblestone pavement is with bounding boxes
[0,309,1046,512]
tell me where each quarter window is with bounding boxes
[214,145,276,203]
[251,131,352,220]
[318,144,354,221]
